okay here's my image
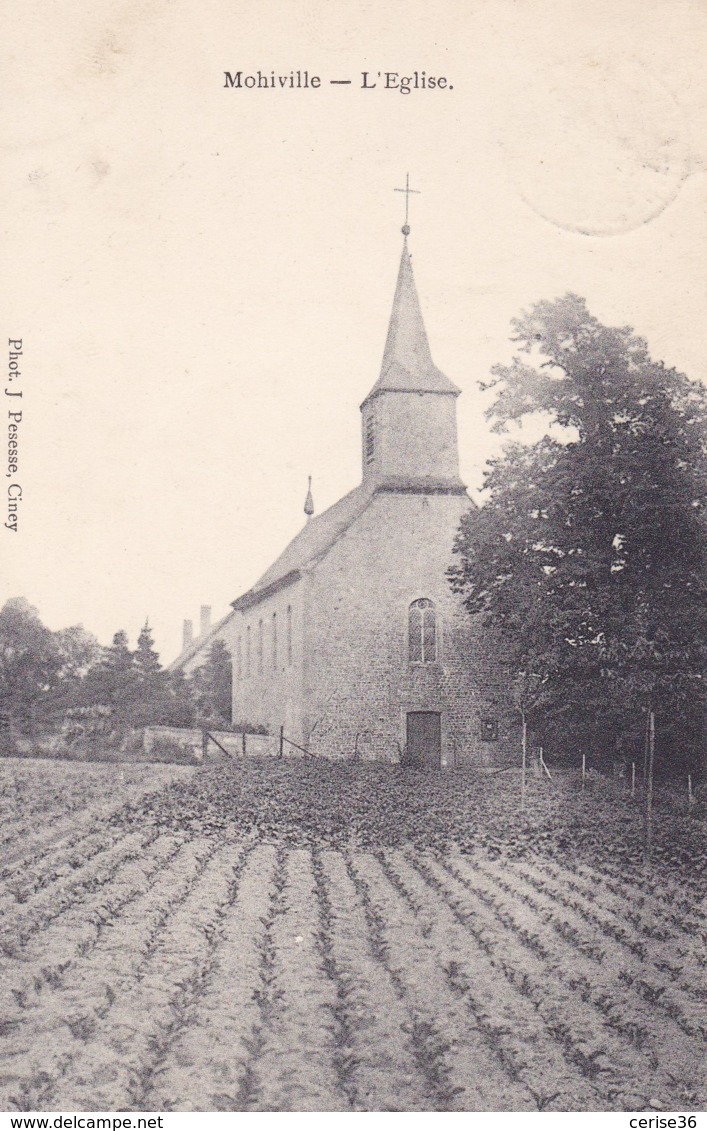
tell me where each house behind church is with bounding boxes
[172,231,515,767]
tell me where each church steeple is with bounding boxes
[363,238,460,404]
[360,222,464,494]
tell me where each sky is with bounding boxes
[3,0,707,662]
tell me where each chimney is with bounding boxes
[200,605,211,637]
[183,619,193,651]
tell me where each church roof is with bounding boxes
[362,239,460,406]
[231,485,374,610]
[230,232,466,615]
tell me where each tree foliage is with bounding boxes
[134,621,162,683]
[189,639,232,725]
[0,599,103,733]
[450,295,707,772]
[81,626,195,733]
[0,598,62,733]
[0,602,195,742]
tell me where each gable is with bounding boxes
[231,484,374,610]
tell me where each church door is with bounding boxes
[406,711,442,768]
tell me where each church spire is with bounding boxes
[362,235,460,407]
[359,197,464,493]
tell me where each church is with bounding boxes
[172,215,515,768]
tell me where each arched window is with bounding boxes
[408,599,437,663]
[287,605,293,666]
[272,612,277,669]
[245,626,251,677]
[236,636,242,681]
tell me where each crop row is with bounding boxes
[405,851,702,1110]
[0,826,172,961]
[0,834,192,1026]
[0,763,191,882]
[536,853,703,934]
[499,858,706,992]
[0,761,187,823]
[468,857,705,1041]
[1,836,703,1112]
[345,851,581,1110]
[1,836,237,1111]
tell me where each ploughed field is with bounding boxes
[0,756,704,1112]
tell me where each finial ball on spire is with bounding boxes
[401,223,410,237]
[304,475,314,518]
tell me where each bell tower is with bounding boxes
[361,198,465,495]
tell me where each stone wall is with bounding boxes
[226,589,308,747]
[301,491,518,766]
[362,392,460,486]
[216,491,519,768]
[143,726,277,759]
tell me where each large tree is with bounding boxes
[134,620,162,685]
[82,625,195,732]
[130,620,193,728]
[450,294,707,772]
[0,598,61,733]
[37,623,101,728]
[0,600,101,734]
[189,639,233,726]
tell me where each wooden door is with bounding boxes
[406,711,442,768]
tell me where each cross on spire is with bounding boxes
[394,173,420,236]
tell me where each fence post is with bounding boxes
[688,773,694,808]
[582,752,586,791]
[201,729,208,761]
[242,730,246,757]
[279,725,284,758]
[631,761,636,797]
[644,710,655,866]
[521,711,527,809]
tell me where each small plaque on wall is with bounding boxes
[480,718,499,742]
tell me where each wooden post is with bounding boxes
[631,761,636,797]
[581,751,586,791]
[201,729,208,761]
[521,711,527,809]
[645,710,655,866]
[242,730,246,756]
[688,773,694,807]
[279,724,284,758]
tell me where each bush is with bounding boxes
[148,736,200,765]
[0,732,18,758]
[110,757,707,879]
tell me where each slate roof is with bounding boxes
[231,485,374,610]
[362,239,460,404]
